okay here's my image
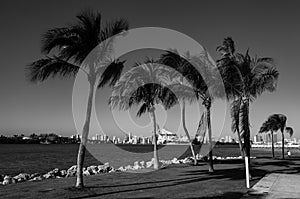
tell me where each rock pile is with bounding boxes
[1,156,219,186]
[0,162,115,186]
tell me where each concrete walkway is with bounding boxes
[245,173,300,198]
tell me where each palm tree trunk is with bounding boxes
[75,80,95,188]
[182,100,197,165]
[271,131,275,158]
[240,97,251,177]
[206,104,214,173]
[150,107,159,169]
[281,132,285,160]
[236,128,245,157]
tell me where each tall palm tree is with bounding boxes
[27,10,129,188]
[109,61,178,169]
[259,114,293,159]
[216,37,279,162]
[160,50,218,172]
[164,76,199,165]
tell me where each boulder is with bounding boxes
[117,166,125,172]
[146,161,153,168]
[66,165,77,177]
[182,157,193,164]
[108,168,115,173]
[87,165,98,175]
[97,165,105,173]
[43,173,54,179]
[83,170,91,176]
[11,178,17,184]
[29,176,43,181]
[60,170,67,177]
[171,158,180,164]
[86,166,98,175]
[125,165,133,170]
[133,161,141,170]
[103,163,111,173]
[30,173,40,179]
[13,173,30,183]
[2,176,12,185]
[140,161,145,168]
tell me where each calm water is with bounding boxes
[0,144,299,176]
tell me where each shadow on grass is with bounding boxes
[67,158,300,199]
[68,167,246,198]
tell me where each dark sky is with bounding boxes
[0,0,299,139]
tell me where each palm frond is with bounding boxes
[216,37,235,58]
[98,60,125,88]
[41,27,78,54]
[136,103,148,117]
[100,18,129,41]
[27,57,79,83]
[251,67,279,97]
[285,127,293,137]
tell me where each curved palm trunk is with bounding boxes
[182,101,197,165]
[271,131,275,158]
[233,98,244,157]
[281,131,285,160]
[76,79,95,188]
[150,107,159,169]
[236,128,245,157]
[206,104,214,173]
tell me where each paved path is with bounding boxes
[245,173,300,198]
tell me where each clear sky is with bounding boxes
[0,0,299,140]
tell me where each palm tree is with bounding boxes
[160,50,218,172]
[165,75,199,165]
[159,51,201,165]
[216,37,279,162]
[109,61,178,169]
[27,10,129,188]
[259,114,293,159]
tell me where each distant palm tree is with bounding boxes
[27,10,129,188]
[216,37,279,162]
[160,50,218,172]
[165,74,199,165]
[109,61,177,169]
[259,114,293,159]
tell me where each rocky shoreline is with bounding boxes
[0,156,256,186]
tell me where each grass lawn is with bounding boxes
[0,158,299,199]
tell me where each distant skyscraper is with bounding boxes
[253,135,258,143]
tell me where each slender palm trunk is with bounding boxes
[206,103,214,173]
[281,131,285,160]
[75,79,95,188]
[271,131,275,158]
[242,99,251,170]
[182,101,197,165]
[150,107,159,169]
[236,128,245,157]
